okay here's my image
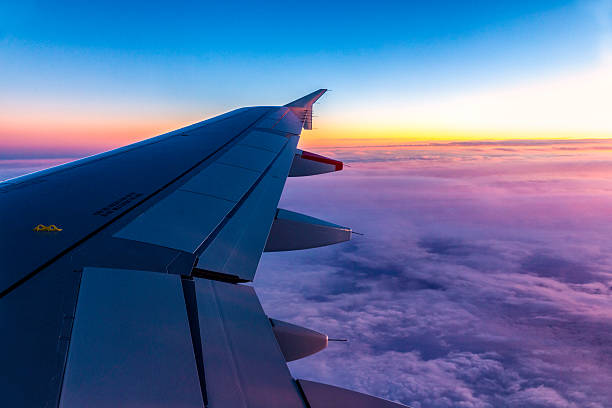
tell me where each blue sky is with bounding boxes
[1,1,599,95]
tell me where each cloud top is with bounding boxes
[256,140,612,407]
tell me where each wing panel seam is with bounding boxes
[176,188,238,204]
[192,137,292,257]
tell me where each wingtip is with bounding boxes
[284,89,328,108]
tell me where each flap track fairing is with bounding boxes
[289,150,343,177]
[269,318,328,362]
[264,209,351,252]
[297,380,410,408]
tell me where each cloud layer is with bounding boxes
[255,140,612,407]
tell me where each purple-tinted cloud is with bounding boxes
[255,141,612,407]
[0,158,74,181]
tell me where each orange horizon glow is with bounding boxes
[301,124,612,149]
[3,99,612,155]
[3,119,612,155]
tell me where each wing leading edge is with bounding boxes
[0,90,409,408]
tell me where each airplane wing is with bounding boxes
[0,90,408,408]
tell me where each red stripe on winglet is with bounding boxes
[300,150,343,171]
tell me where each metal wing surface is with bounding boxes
[0,90,409,408]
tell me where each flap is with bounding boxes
[194,280,305,408]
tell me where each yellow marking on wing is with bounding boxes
[33,224,63,232]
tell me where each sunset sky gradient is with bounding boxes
[2,0,612,155]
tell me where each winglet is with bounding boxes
[284,89,327,108]
[285,89,327,130]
